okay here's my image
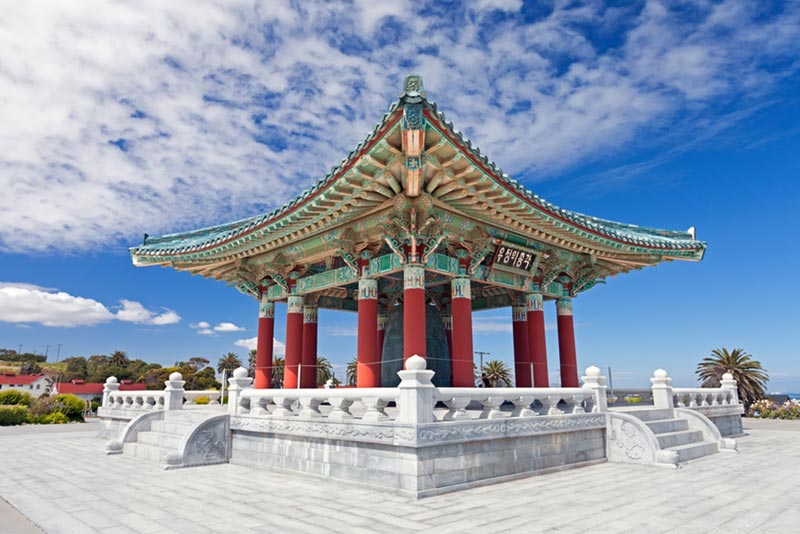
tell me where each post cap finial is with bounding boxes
[233,367,248,379]
[168,371,183,382]
[722,372,734,381]
[585,365,601,377]
[653,369,669,378]
[405,355,426,371]
[106,376,118,384]
[401,74,426,99]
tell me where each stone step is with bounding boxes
[618,408,674,422]
[645,418,689,434]
[656,430,704,449]
[123,442,172,463]
[150,420,195,436]
[163,410,220,423]
[668,441,718,462]
[136,430,182,449]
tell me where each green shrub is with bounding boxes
[43,412,69,424]
[0,405,28,426]
[29,394,85,422]
[55,394,85,421]
[193,396,210,405]
[624,395,642,404]
[0,390,34,406]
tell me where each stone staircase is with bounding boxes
[607,407,726,466]
[122,410,223,466]
[627,408,718,462]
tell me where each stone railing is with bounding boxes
[226,357,609,425]
[101,373,223,412]
[650,369,742,411]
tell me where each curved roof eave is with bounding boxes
[130,80,706,264]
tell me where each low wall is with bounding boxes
[229,413,607,498]
[96,407,136,439]
[684,405,745,437]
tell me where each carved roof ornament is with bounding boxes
[537,253,562,287]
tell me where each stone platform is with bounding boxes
[1,419,799,533]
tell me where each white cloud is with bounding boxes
[473,315,513,334]
[192,321,211,329]
[197,329,214,335]
[116,299,181,325]
[0,283,178,327]
[234,337,286,356]
[214,322,245,333]
[0,1,797,252]
[324,326,358,337]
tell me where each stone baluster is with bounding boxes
[478,396,504,419]
[570,394,587,414]
[396,355,435,424]
[226,367,253,415]
[510,396,536,417]
[271,396,296,417]
[701,393,710,407]
[720,372,739,405]
[581,366,608,413]
[545,394,563,415]
[361,397,390,421]
[102,376,119,408]
[442,397,472,420]
[249,394,270,416]
[688,393,698,407]
[327,397,354,421]
[298,397,323,418]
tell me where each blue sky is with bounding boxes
[1,1,798,390]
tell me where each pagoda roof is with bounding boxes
[130,75,705,279]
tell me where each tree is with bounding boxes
[62,357,88,382]
[217,352,242,374]
[248,349,257,377]
[271,357,285,388]
[20,361,42,375]
[109,350,129,368]
[187,357,210,372]
[316,356,333,387]
[482,360,513,387]
[346,357,357,386]
[696,348,768,408]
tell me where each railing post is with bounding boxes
[650,369,674,410]
[396,354,436,424]
[581,365,607,413]
[102,376,119,408]
[164,372,186,411]
[227,367,253,415]
[720,372,739,405]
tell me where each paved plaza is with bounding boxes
[0,418,798,534]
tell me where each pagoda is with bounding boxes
[130,75,705,390]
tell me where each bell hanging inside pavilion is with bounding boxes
[381,303,452,387]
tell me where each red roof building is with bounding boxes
[0,373,51,394]
[53,379,146,400]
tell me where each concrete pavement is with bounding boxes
[0,418,797,533]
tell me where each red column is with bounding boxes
[451,277,474,387]
[301,303,318,388]
[512,303,531,387]
[283,295,304,389]
[527,293,549,387]
[254,296,274,389]
[557,297,579,387]
[357,278,379,387]
[403,265,426,362]
[376,310,387,370]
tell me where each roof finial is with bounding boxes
[401,74,425,100]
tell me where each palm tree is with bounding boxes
[217,352,242,374]
[316,356,333,386]
[271,357,285,388]
[248,349,257,377]
[109,350,129,368]
[346,357,357,386]
[482,360,513,387]
[696,348,768,408]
